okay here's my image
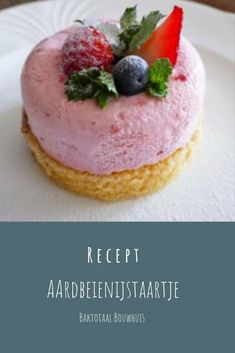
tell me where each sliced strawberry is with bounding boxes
[136,6,183,66]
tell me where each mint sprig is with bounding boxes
[147,58,173,98]
[65,68,118,108]
[120,5,138,30]
[118,5,165,55]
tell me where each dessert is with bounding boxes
[21,6,205,200]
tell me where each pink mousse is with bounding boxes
[21,27,205,175]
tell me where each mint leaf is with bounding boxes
[118,24,139,53]
[147,58,173,98]
[120,5,137,30]
[65,68,118,108]
[65,68,97,101]
[96,70,119,108]
[99,70,117,94]
[118,6,165,55]
[95,91,109,108]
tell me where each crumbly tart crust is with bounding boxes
[22,112,202,201]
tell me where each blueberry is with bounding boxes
[112,55,149,96]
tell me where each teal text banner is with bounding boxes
[0,223,234,352]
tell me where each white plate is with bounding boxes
[0,0,234,221]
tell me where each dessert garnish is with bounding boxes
[118,5,165,56]
[112,55,149,96]
[65,68,118,108]
[147,58,173,98]
[62,26,113,75]
[63,5,183,107]
[136,6,183,66]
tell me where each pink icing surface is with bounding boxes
[21,27,205,175]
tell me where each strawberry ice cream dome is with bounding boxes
[21,7,205,176]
